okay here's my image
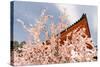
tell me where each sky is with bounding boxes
[12,1,98,45]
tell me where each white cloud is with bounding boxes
[93,14,98,33]
[55,4,79,25]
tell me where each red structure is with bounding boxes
[59,14,91,44]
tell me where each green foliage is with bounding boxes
[12,41,26,50]
[19,41,26,48]
[12,41,19,50]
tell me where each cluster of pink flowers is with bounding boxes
[12,26,97,66]
[12,9,97,66]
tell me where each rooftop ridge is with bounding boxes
[60,13,87,34]
[68,13,87,29]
